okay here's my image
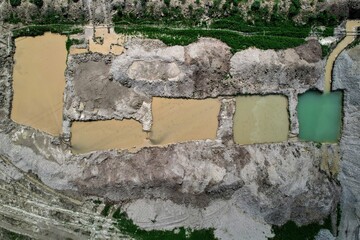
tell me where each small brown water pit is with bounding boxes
[89,27,125,55]
[11,33,67,136]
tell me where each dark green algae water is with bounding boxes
[297,91,343,143]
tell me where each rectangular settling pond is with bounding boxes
[70,98,221,153]
[71,120,148,154]
[149,97,221,145]
[11,33,67,136]
[297,91,342,143]
[233,95,289,144]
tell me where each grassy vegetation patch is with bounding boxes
[269,218,332,240]
[112,208,217,240]
[321,45,331,58]
[114,25,305,52]
[9,0,21,7]
[210,18,311,38]
[30,0,43,8]
[12,25,83,38]
[0,227,32,240]
[5,12,21,24]
[66,37,84,52]
[347,38,360,49]
[101,203,112,217]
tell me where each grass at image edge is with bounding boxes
[112,208,217,240]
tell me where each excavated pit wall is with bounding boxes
[0,24,344,238]
[333,45,360,240]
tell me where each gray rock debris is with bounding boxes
[333,44,360,240]
[110,37,232,98]
[64,53,152,131]
[230,40,323,94]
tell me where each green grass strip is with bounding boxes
[112,208,217,240]
[12,25,83,38]
[114,25,305,52]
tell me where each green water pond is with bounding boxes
[297,91,343,143]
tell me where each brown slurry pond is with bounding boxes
[70,98,221,153]
[71,120,148,154]
[11,33,67,136]
[233,95,289,145]
[149,97,221,145]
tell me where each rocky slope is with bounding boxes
[333,44,360,240]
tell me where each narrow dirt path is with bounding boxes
[324,20,360,93]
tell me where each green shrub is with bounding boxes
[12,25,83,38]
[66,37,84,52]
[269,214,332,240]
[164,0,170,7]
[9,0,21,7]
[5,12,21,24]
[30,0,43,8]
[112,208,217,240]
[114,25,305,53]
[251,0,260,11]
[289,0,301,17]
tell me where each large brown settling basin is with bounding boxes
[71,119,148,154]
[11,33,67,136]
[233,95,289,144]
[149,97,221,145]
[70,98,221,153]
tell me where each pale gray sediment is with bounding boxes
[333,45,360,240]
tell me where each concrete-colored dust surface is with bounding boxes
[149,97,221,145]
[71,119,148,153]
[11,33,67,136]
[233,95,289,144]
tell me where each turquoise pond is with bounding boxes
[297,91,343,143]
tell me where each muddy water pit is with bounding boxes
[70,98,221,153]
[69,27,125,55]
[233,95,289,145]
[11,33,67,136]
